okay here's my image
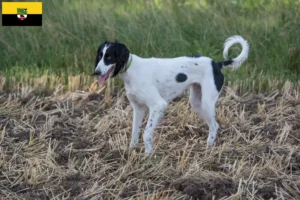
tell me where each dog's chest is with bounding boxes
[124,83,148,106]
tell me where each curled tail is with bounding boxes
[216,35,249,70]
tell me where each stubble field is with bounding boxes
[1,83,299,199]
[1,0,300,199]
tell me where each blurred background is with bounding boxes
[0,0,299,93]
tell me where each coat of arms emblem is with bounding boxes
[17,8,27,21]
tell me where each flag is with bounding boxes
[2,2,42,26]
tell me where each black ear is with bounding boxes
[112,42,130,77]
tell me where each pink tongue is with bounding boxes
[98,67,114,85]
[98,75,107,85]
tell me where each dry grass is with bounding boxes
[0,84,300,200]
[1,73,300,96]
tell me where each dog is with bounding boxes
[93,35,249,153]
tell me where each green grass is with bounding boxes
[0,0,300,92]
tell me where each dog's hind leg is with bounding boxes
[129,100,146,149]
[189,83,220,147]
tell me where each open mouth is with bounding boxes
[98,66,115,85]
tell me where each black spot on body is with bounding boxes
[176,73,187,83]
[211,60,224,92]
[194,63,198,66]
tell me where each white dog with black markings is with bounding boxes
[93,35,249,154]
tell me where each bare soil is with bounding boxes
[0,86,299,199]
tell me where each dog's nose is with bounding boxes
[93,70,101,76]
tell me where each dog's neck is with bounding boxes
[120,54,133,74]
[118,53,136,83]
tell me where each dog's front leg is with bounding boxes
[143,101,168,154]
[129,102,146,148]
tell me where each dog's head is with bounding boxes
[93,41,130,85]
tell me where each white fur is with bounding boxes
[223,35,249,70]
[98,35,249,154]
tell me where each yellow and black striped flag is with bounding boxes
[2,2,42,26]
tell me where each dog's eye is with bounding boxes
[105,55,111,59]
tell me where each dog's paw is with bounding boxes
[144,147,154,156]
[206,142,216,151]
[143,151,154,159]
[207,137,216,147]
[129,142,137,149]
